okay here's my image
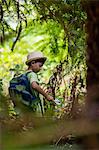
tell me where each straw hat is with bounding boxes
[26,51,47,65]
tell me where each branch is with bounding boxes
[11,22,22,51]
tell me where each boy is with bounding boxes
[25,51,54,114]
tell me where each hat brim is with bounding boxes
[26,57,47,65]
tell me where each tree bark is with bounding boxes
[82,0,99,119]
[82,1,99,149]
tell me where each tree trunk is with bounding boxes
[83,0,99,119]
[82,1,99,149]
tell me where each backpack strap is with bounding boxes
[25,70,32,76]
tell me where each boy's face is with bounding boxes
[31,61,43,73]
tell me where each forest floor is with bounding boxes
[1,115,85,150]
[1,112,99,150]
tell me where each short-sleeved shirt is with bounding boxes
[26,71,39,99]
[26,71,44,115]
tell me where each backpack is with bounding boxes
[9,72,38,107]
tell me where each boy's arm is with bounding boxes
[31,81,54,101]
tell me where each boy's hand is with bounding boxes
[46,95,54,101]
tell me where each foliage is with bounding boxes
[0,1,89,149]
[0,0,86,89]
[0,0,86,51]
[1,1,99,149]
[0,0,34,50]
[47,61,86,118]
[0,0,87,119]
